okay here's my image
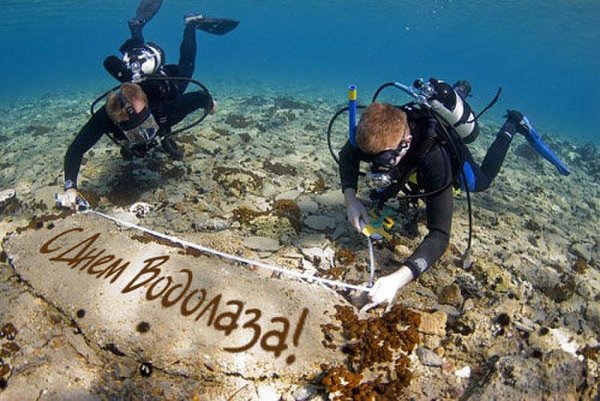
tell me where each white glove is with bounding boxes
[360,266,414,313]
[60,189,89,211]
[344,189,370,233]
[61,189,79,210]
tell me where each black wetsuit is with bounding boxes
[338,106,516,278]
[64,25,211,189]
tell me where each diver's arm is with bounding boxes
[338,141,361,192]
[64,108,113,188]
[404,186,452,277]
[363,146,453,312]
[404,145,453,278]
[344,188,370,233]
[365,185,452,312]
[360,266,414,313]
[339,141,370,232]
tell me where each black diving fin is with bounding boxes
[192,17,239,35]
[135,0,163,23]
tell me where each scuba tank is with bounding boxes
[423,78,479,144]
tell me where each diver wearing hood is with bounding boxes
[60,4,239,211]
[339,79,563,311]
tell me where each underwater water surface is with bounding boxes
[0,0,598,143]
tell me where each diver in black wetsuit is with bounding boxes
[339,79,545,311]
[59,1,239,211]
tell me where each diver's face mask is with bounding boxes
[116,93,160,146]
[365,140,411,189]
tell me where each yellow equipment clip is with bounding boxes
[361,208,395,241]
[348,85,357,101]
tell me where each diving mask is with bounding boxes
[116,92,160,146]
[365,140,410,189]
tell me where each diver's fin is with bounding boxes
[191,17,239,35]
[135,0,163,23]
[521,116,570,176]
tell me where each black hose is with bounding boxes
[326,106,349,165]
[371,82,404,103]
[431,111,473,250]
[145,76,213,138]
[466,87,502,124]
[326,104,366,168]
[90,84,122,115]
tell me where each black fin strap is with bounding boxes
[453,103,473,127]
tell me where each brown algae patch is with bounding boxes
[213,167,263,196]
[262,160,297,176]
[320,305,421,400]
[225,113,253,129]
[233,199,302,235]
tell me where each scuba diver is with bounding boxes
[59,0,239,211]
[335,78,569,312]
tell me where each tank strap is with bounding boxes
[453,101,473,127]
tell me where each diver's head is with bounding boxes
[120,42,165,81]
[106,83,159,146]
[357,103,412,168]
[106,83,148,120]
[357,103,412,188]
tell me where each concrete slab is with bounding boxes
[2,213,350,380]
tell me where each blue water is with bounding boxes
[1,0,598,143]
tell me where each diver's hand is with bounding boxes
[210,100,218,114]
[61,189,81,211]
[360,266,414,313]
[344,189,369,233]
[60,189,89,212]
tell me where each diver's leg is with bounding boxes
[469,120,516,191]
[160,92,212,160]
[136,0,163,22]
[165,92,212,126]
[174,24,197,94]
[128,0,163,41]
[459,149,487,192]
[128,19,145,44]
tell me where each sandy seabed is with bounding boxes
[0,81,599,400]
